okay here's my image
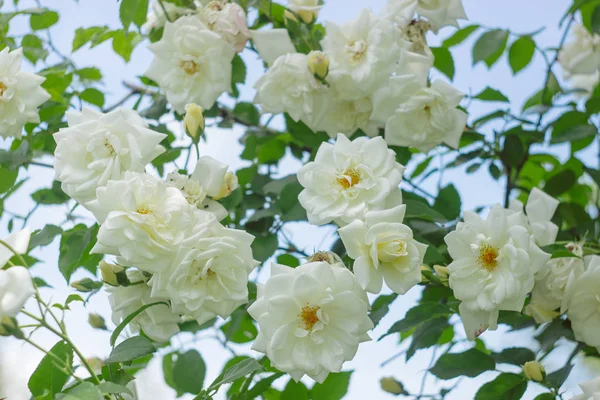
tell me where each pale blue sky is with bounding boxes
[1,0,599,399]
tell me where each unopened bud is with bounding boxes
[88,313,107,330]
[522,361,545,382]
[213,171,239,200]
[99,261,125,287]
[0,316,23,339]
[433,265,450,280]
[184,103,205,141]
[420,264,432,283]
[308,50,329,80]
[380,377,406,395]
[309,251,343,265]
[283,10,299,25]
[296,9,318,24]
[70,278,103,293]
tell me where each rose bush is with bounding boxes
[1,0,600,399]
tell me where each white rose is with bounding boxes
[143,2,192,32]
[247,262,373,383]
[0,267,34,319]
[561,255,600,350]
[317,93,379,138]
[198,1,251,52]
[53,108,166,206]
[89,172,195,273]
[525,242,584,324]
[559,24,600,77]
[0,228,31,267]
[569,376,600,400]
[384,0,467,32]
[149,211,257,324]
[254,53,330,133]
[297,134,405,226]
[107,269,181,343]
[383,79,467,152]
[339,205,427,294]
[0,47,50,139]
[146,15,235,113]
[321,10,403,99]
[445,206,551,340]
[507,187,559,247]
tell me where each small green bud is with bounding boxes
[88,313,108,330]
[522,361,546,382]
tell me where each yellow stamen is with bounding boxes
[337,168,361,189]
[137,207,152,215]
[0,82,6,96]
[299,305,320,331]
[180,60,199,75]
[477,244,498,272]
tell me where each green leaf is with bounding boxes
[258,137,287,163]
[119,0,149,30]
[282,380,309,400]
[534,394,557,400]
[58,224,102,283]
[56,382,103,400]
[546,364,573,389]
[251,234,278,262]
[502,135,526,168]
[403,199,448,223]
[98,382,133,396]
[72,26,112,52]
[545,170,577,197]
[472,29,509,67]
[431,47,455,80]
[431,349,496,379]
[474,373,527,400]
[474,87,509,102]
[30,10,59,30]
[208,358,263,391]
[173,350,206,395]
[407,317,449,360]
[433,184,461,220]
[112,30,142,62]
[369,293,397,327]
[522,71,562,112]
[491,348,536,366]
[75,67,102,81]
[234,102,260,125]
[277,253,300,267]
[0,167,18,193]
[383,302,453,338]
[21,34,48,64]
[412,156,433,178]
[509,36,536,74]
[443,25,479,47]
[592,4,600,34]
[28,341,73,396]
[31,181,70,205]
[105,336,155,364]
[220,309,258,344]
[311,371,352,400]
[110,301,168,346]
[79,88,105,108]
[29,224,63,250]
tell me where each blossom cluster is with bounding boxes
[145,0,251,113]
[253,0,467,151]
[53,106,257,342]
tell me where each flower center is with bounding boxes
[137,207,152,215]
[104,138,116,156]
[337,167,361,189]
[477,244,499,272]
[0,82,6,96]
[346,40,368,62]
[299,305,320,331]
[206,0,224,11]
[180,60,199,75]
[377,239,409,263]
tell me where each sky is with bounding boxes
[1,0,600,399]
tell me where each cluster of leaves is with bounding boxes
[2,0,600,399]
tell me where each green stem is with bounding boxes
[22,337,85,384]
[157,0,173,22]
